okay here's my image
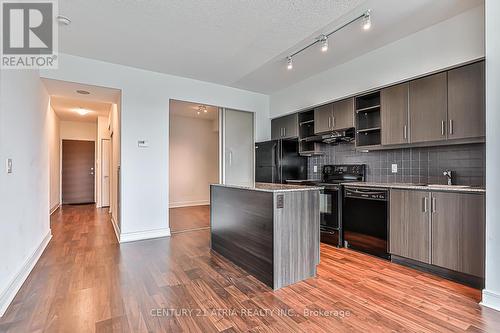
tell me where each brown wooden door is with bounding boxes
[389,189,430,263]
[314,103,333,134]
[62,140,95,204]
[332,98,354,130]
[409,73,448,143]
[447,61,485,140]
[381,83,409,145]
[431,192,485,277]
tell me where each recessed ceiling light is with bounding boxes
[76,89,90,95]
[287,57,293,70]
[320,35,328,52]
[362,10,372,30]
[76,108,90,116]
[56,15,71,26]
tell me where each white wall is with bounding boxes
[48,106,61,213]
[482,0,500,312]
[40,54,270,241]
[270,6,485,116]
[96,115,111,208]
[0,70,52,316]
[169,115,219,207]
[60,120,97,141]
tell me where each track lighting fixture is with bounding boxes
[320,35,328,52]
[285,9,372,70]
[362,10,372,30]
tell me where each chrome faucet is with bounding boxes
[443,170,453,186]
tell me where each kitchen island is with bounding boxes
[210,183,322,290]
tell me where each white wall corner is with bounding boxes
[119,227,171,243]
[0,231,52,317]
[481,290,500,312]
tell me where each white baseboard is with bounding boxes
[110,215,121,243]
[169,200,210,208]
[0,231,52,317]
[481,289,500,312]
[49,203,60,215]
[120,227,171,243]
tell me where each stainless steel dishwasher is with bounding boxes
[342,187,389,259]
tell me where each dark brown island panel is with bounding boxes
[210,183,321,290]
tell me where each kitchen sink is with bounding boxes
[425,184,470,188]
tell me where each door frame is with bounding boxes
[101,138,111,208]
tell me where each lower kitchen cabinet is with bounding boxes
[390,190,430,263]
[431,191,485,278]
[389,189,485,278]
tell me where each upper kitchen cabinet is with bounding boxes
[271,113,299,140]
[409,72,448,143]
[314,98,354,135]
[333,98,354,130]
[381,83,409,145]
[314,103,333,134]
[447,61,485,140]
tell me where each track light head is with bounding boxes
[362,10,371,30]
[286,56,293,70]
[320,35,328,52]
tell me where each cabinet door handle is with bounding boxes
[449,119,454,135]
[403,125,408,140]
[332,116,336,128]
[328,117,331,129]
[441,121,446,136]
[432,197,436,213]
[423,197,428,213]
[283,127,286,137]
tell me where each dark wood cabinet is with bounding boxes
[431,192,485,278]
[333,98,354,130]
[390,190,430,263]
[271,114,298,140]
[447,61,485,140]
[409,72,448,143]
[314,103,333,134]
[314,98,354,134]
[381,83,409,145]
[390,189,485,278]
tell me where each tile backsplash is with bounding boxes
[307,143,485,186]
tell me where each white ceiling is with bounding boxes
[58,0,483,94]
[50,97,111,122]
[170,100,218,120]
[42,78,120,122]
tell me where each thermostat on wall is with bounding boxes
[138,140,149,148]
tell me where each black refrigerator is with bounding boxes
[255,139,308,184]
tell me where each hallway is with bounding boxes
[0,205,499,332]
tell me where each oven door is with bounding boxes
[319,187,341,246]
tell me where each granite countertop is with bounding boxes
[343,182,486,193]
[212,182,324,193]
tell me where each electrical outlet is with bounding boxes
[391,164,398,173]
[313,165,318,173]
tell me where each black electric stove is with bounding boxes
[316,165,365,247]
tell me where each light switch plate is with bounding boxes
[391,163,398,173]
[6,158,12,174]
[313,165,318,173]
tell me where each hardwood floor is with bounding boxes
[1,204,499,332]
[169,205,210,233]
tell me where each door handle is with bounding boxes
[449,119,454,135]
[228,151,233,166]
[283,127,286,137]
[328,117,331,129]
[423,197,428,212]
[431,197,436,213]
[90,172,94,176]
[332,116,335,128]
[403,125,408,140]
[441,121,446,136]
